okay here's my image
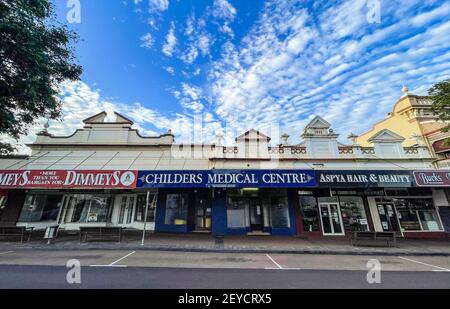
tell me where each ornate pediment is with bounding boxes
[236,129,271,142]
[368,129,405,143]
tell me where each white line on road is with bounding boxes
[0,251,13,256]
[264,254,301,270]
[266,254,283,269]
[109,251,136,266]
[90,251,136,268]
[398,256,450,272]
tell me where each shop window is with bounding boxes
[0,196,7,220]
[135,193,157,223]
[227,197,247,229]
[418,210,442,231]
[64,195,113,223]
[19,194,63,222]
[395,198,442,231]
[165,194,188,225]
[339,196,369,232]
[397,210,421,231]
[270,196,290,228]
[299,196,320,232]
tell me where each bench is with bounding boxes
[0,226,34,243]
[79,227,124,243]
[352,231,397,247]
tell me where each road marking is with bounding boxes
[265,254,301,270]
[398,256,450,272]
[266,254,283,269]
[90,251,136,268]
[109,251,136,266]
[0,251,13,256]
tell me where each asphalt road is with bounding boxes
[0,249,449,289]
[0,265,449,289]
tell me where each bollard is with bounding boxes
[215,235,224,248]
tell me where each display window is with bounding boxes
[394,198,443,231]
[270,196,289,228]
[165,194,188,225]
[227,196,247,229]
[226,189,290,231]
[62,194,113,223]
[135,193,157,223]
[338,196,369,232]
[298,191,370,234]
[298,196,320,232]
[0,195,7,220]
[18,194,63,222]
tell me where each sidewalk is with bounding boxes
[1,233,449,256]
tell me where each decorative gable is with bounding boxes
[83,112,107,124]
[302,116,338,138]
[368,129,405,143]
[82,111,134,125]
[236,129,271,142]
[305,116,331,130]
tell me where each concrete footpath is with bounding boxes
[0,233,449,256]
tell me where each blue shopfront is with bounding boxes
[137,170,316,236]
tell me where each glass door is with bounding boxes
[249,198,264,231]
[195,195,212,231]
[319,203,345,236]
[117,195,135,227]
[376,203,400,232]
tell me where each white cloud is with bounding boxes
[211,0,236,21]
[181,45,199,64]
[207,0,450,144]
[140,33,154,49]
[148,0,169,12]
[163,66,175,75]
[162,22,177,56]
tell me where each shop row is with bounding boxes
[1,170,450,238]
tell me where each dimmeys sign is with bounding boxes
[0,170,137,189]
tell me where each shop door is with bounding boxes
[195,195,212,232]
[249,198,264,231]
[319,203,345,236]
[117,195,135,227]
[376,204,400,232]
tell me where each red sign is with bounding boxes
[0,170,137,189]
[413,171,450,187]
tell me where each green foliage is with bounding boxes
[430,79,450,132]
[0,0,82,154]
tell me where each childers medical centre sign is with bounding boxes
[0,170,137,189]
[137,170,317,188]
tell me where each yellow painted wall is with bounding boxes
[356,96,423,147]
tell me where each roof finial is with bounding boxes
[37,118,51,136]
[348,133,358,146]
[216,133,224,146]
[402,85,409,96]
[281,133,290,145]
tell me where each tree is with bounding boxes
[0,0,82,154]
[430,79,450,132]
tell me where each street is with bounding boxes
[0,249,449,288]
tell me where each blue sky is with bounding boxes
[13,0,450,150]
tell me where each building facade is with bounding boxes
[356,86,450,169]
[0,110,449,239]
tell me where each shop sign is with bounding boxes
[317,170,414,188]
[137,170,317,188]
[413,171,450,187]
[0,170,137,189]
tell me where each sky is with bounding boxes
[6,0,450,152]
